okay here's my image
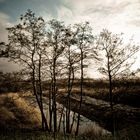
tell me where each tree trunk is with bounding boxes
[108,72,115,137]
[66,65,71,134]
[49,80,53,132]
[38,54,45,130]
[52,59,57,132]
[32,71,49,131]
[75,50,83,136]
[109,73,113,111]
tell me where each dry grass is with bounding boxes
[0,92,41,129]
[80,127,111,140]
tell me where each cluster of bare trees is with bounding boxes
[0,10,139,136]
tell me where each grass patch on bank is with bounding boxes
[0,92,41,129]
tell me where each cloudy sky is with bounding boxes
[0,0,140,77]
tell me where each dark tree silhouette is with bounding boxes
[62,25,81,134]
[74,22,94,136]
[5,10,49,131]
[97,29,139,136]
[45,19,67,133]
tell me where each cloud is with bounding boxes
[59,0,140,38]
[60,0,140,75]
[57,5,73,21]
[129,20,140,26]
[0,58,20,72]
[0,12,12,42]
[0,0,140,75]
[0,0,5,2]
[83,1,131,16]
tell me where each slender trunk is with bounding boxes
[66,46,75,134]
[63,112,66,140]
[38,54,44,130]
[66,65,71,134]
[52,58,57,132]
[49,79,53,131]
[32,70,49,131]
[53,92,57,132]
[109,73,113,111]
[75,50,83,136]
[31,49,49,131]
[31,32,49,131]
[108,62,115,136]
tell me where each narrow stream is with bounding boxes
[46,101,110,135]
[23,93,111,135]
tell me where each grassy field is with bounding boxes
[1,78,140,107]
[0,78,140,140]
[55,78,140,107]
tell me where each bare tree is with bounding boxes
[45,19,66,132]
[5,10,49,131]
[62,25,81,134]
[97,29,139,135]
[74,22,94,136]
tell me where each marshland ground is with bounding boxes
[0,78,140,140]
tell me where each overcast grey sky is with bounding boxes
[0,0,140,77]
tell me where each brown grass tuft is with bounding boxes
[0,92,41,129]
